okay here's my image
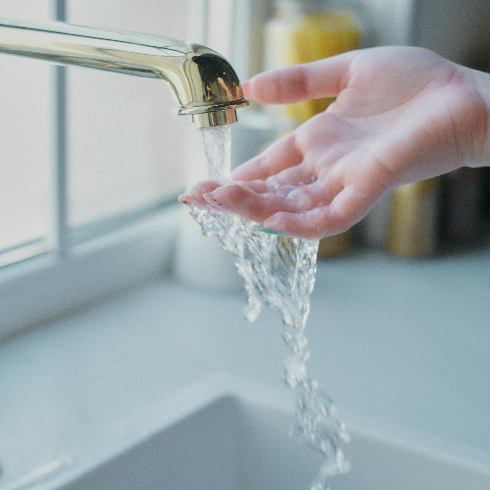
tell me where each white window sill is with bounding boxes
[1,247,490,487]
[0,205,180,337]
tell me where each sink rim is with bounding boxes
[11,372,490,490]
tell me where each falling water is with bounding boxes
[187,126,350,490]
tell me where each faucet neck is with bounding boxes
[0,18,248,127]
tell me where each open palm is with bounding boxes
[180,47,489,239]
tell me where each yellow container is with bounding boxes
[264,5,362,124]
[264,2,361,257]
[317,232,351,258]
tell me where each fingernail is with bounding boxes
[178,193,190,204]
[203,193,236,213]
[256,225,289,237]
[262,216,289,237]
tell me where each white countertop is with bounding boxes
[1,248,490,486]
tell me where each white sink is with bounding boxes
[27,378,490,490]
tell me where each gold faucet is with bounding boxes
[0,18,249,127]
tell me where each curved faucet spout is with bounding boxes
[0,18,249,127]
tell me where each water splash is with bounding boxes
[187,126,349,490]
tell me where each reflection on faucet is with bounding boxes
[0,18,249,128]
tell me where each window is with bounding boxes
[0,3,51,265]
[67,0,189,232]
[0,0,201,337]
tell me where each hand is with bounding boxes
[180,46,490,239]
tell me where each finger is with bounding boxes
[263,186,379,240]
[245,51,355,105]
[241,80,251,98]
[178,180,223,208]
[266,165,316,188]
[231,131,303,181]
[203,183,296,222]
[203,179,329,223]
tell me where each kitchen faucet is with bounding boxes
[0,18,249,128]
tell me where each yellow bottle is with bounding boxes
[264,0,362,124]
[264,0,362,257]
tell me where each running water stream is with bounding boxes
[188,126,350,490]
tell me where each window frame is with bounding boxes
[0,0,203,337]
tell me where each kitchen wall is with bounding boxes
[412,0,490,67]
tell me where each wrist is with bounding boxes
[471,68,490,166]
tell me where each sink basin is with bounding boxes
[20,378,490,490]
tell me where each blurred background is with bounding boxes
[1,2,490,485]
